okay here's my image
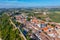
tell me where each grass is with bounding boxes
[48,12,60,23]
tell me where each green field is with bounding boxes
[48,12,60,23]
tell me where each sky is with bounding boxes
[0,0,60,8]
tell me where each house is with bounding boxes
[55,25,60,38]
[47,25,54,30]
[49,22,56,24]
[48,33,55,37]
[39,21,47,28]
[41,24,56,37]
[42,27,48,32]
[30,17,40,24]
[55,25,60,29]
[15,15,22,20]
[45,17,51,22]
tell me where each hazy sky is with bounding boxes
[0,0,60,8]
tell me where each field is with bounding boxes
[48,11,60,23]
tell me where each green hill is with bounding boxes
[0,14,24,40]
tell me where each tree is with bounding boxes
[26,17,31,21]
[0,14,24,40]
[37,17,42,19]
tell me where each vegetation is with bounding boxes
[0,14,24,40]
[48,12,60,23]
[37,17,41,19]
[51,24,56,27]
[26,17,31,21]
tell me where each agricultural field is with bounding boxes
[48,11,60,23]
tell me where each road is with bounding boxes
[9,19,27,40]
[16,19,52,40]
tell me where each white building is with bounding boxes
[43,12,47,15]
